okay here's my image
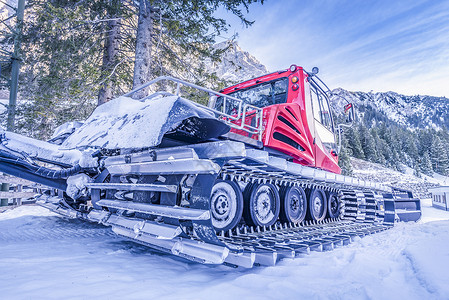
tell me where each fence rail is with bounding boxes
[0,174,42,207]
[0,191,38,199]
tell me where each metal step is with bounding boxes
[107,158,220,175]
[86,182,178,193]
[96,199,210,220]
[106,215,183,239]
[224,250,256,268]
[105,147,199,166]
[113,226,229,265]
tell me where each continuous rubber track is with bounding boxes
[220,221,390,257]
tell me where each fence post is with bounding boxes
[1,183,10,206]
[16,184,23,206]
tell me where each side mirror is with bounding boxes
[336,103,355,153]
[344,103,354,123]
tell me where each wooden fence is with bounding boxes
[0,174,43,207]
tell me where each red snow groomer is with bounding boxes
[0,65,421,267]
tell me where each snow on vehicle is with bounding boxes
[0,65,421,267]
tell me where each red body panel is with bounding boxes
[220,66,341,174]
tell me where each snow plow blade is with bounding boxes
[390,189,422,222]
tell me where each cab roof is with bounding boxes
[220,65,305,94]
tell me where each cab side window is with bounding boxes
[310,84,333,132]
[273,79,287,104]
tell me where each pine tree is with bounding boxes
[420,151,433,175]
[359,124,377,162]
[431,136,449,175]
[417,129,434,156]
[346,126,365,159]
[370,127,386,165]
[413,162,421,178]
[338,129,353,176]
[131,0,265,98]
[97,0,129,105]
[338,146,353,176]
[431,135,449,175]
[386,148,401,170]
[14,0,113,138]
[8,0,264,138]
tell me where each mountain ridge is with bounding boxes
[206,41,269,83]
[330,88,449,130]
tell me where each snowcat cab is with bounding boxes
[213,64,349,174]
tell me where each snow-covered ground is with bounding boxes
[1,200,449,300]
[0,98,7,115]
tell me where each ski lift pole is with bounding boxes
[7,0,25,132]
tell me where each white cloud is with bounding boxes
[225,0,449,97]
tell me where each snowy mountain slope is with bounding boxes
[206,41,269,83]
[1,203,449,299]
[330,88,449,130]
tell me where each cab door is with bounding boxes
[309,82,341,173]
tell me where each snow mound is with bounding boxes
[0,205,56,221]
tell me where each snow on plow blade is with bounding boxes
[61,95,230,150]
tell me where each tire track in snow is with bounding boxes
[402,249,438,297]
[0,217,114,242]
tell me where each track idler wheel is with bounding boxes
[279,185,307,223]
[306,188,327,221]
[327,192,340,218]
[210,180,244,232]
[243,183,280,227]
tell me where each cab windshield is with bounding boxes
[215,78,288,113]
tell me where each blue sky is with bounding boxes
[217,0,449,97]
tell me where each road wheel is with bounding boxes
[327,192,340,218]
[243,183,280,227]
[279,186,307,223]
[306,188,327,221]
[210,180,243,232]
